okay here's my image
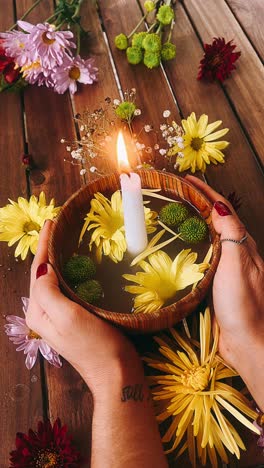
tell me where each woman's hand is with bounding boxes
[26,220,140,393]
[186,175,264,409]
[26,221,168,468]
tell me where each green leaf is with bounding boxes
[0,73,28,93]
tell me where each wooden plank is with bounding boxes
[0,2,43,466]
[72,0,120,178]
[14,1,93,463]
[183,0,264,167]
[226,0,264,61]
[98,0,180,169]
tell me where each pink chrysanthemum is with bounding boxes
[4,297,62,370]
[53,55,98,94]
[0,29,31,67]
[197,37,241,83]
[21,60,54,87]
[254,412,264,448]
[17,20,76,69]
[9,418,82,467]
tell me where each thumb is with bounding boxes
[212,201,246,242]
[34,262,77,329]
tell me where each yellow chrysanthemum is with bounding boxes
[145,308,259,466]
[123,249,208,313]
[168,112,229,173]
[79,190,158,264]
[0,192,60,260]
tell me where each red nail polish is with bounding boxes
[213,201,232,216]
[36,263,48,279]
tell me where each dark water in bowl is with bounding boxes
[71,193,211,314]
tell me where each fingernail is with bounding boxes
[36,263,48,279]
[213,201,232,216]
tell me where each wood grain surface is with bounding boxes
[226,0,264,60]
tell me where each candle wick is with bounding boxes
[120,167,131,176]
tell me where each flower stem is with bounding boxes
[128,12,149,39]
[76,25,81,55]
[147,22,157,33]
[72,0,85,19]
[167,18,174,43]
[45,8,64,24]
[9,0,43,31]
[55,21,65,31]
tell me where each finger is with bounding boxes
[32,263,79,330]
[212,200,246,241]
[30,220,53,294]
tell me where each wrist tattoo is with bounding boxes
[121,384,151,403]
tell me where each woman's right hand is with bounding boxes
[186,176,264,409]
[26,221,141,394]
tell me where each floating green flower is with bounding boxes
[63,255,96,285]
[115,33,128,50]
[126,46,143,65]
[179,216,208,243]
[161,42,176,61]
[142,33,162,52]
[156,5,174,25]
[144,51,161,69]
[76,279,103,305]
[159,203,189,227]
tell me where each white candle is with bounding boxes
[120,172,148,256]
[117,132,148,256]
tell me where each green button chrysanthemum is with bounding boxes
[115,101,136,120]
[161,42,176,61]
[114,33,128,50]
[144,51,161,69]
[179,216,208,244]
[76,279,103,305]
[142,33,162,52]
[126,46,143,65]
[131,32,147,48]
[144,0,155,12]
[156,5,174,25]
[159,202,189,227]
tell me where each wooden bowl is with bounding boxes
[48,170,220,333]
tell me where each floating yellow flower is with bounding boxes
[168,112,229,173]
[0,192,60,260]
[123,249,208,313]
[145,308,259,466]
[79,190,158,263]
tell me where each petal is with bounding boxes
[203,128,229,141]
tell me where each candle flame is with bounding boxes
[117,131,131,173]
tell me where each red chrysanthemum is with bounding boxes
[0,38,20,84]
[197,37,241,83]
[9,418,82,468]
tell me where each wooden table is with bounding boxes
[0,1,263,466]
